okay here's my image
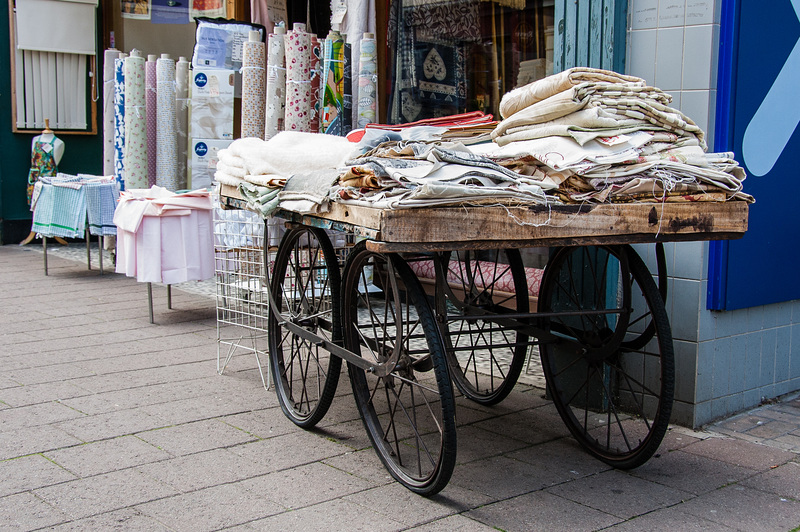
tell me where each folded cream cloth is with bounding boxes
[213,170,245,187]
[216,160,247,178]
[499,67,645,119]
[225,131,356,178]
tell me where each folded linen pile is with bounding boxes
[215,131,356,214]
[481,68,752,204]
[493,67,704,149]
[332,141,551,209]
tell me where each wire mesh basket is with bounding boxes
[214,206,278,389]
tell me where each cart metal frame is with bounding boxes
[220,186,748,495]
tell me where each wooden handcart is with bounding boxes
[220,184,748,496]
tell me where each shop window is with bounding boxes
[9,0,98,133]
[385,0,625,123]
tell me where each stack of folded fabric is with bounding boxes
[481,67,752,203]
[215,131,355,215]
[331,141,552,209]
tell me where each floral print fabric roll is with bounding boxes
[124,55,147,189]
[241,38,266,139]
[284,23,313,132]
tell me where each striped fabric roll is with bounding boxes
[145,55,158,187]
[156,55,178,191]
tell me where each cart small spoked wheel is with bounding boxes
[268,226,342,428]
[538,244,674,469]
[342,242,457,496]
[432,249,530,405]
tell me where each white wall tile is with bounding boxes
[682,24,715,90]
[666,90,682,109]
[706,89,717,148]
[656,27,684,90]
[673,240,704,280]
[659,0,686,27]
[631,0,660,29]
[685,0,714,25]
[671,278,701,341]
[681,90,710,136]
[627,29,658,84]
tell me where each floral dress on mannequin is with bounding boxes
[27,137,59,205]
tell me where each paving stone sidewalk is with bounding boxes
[2,243,799,531]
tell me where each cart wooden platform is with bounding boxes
[219,184,749,495]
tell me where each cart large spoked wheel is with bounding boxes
[342,242,457,496]
[538,245,674,469]
[268,226,342,428]
[434,249,530,405]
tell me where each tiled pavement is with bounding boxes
[2,243,799,531]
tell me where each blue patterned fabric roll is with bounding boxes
[114,57,126,190]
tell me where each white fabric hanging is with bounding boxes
[15,0,98,55]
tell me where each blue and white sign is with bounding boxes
[709,0,800,309]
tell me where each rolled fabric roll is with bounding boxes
[309,34,322,133]
[103,49,120,177]
[284,23,313,132]
[357,33,377,129]
[145,55,158,187]
[123,51,147,189]
[176,56,190,189]
[342,40,352,135]
[156,54,178,191]
[265,26,287,139]
[114,54,127,190]
[241,31,267,139]
[321,30,344,135]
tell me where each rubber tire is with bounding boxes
[343,242,457,496]
[538,245,674,469]
[438,249,530,405]
[268,226,342,428]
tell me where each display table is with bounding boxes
[114,186,214,322]
[30,174,119,275]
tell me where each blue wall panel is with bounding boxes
[710,0,800,310]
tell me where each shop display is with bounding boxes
[156,54,178,190]
[114,186,215,284]
[30,174,118,239]
[123,52,148,189]
[241,31,267,139]
[265,25,287,139]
